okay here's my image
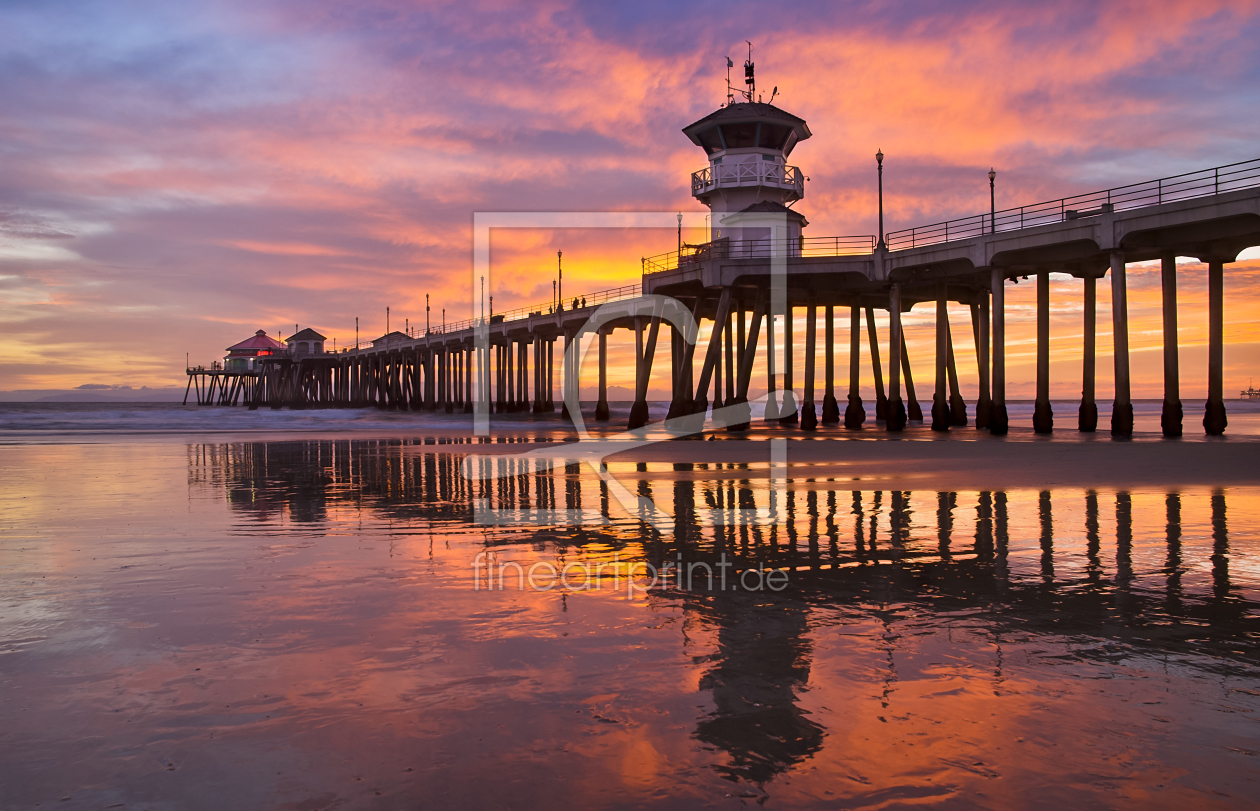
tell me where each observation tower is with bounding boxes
[682,54,811,247]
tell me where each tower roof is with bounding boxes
[682,102,812,156]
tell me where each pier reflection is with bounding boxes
[188,439,1259,787]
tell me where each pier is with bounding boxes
[184,363,257,406]
[194,99,1260,439]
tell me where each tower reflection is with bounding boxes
[691,591,824,784]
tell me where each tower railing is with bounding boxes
[885,157,1260,250]
[691,163,804,196]
[643,234,876,274]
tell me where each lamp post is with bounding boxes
[876,148,885,249]
[425,294,430,334]
[557,251,563,310]
[355,316,358,348]
[989,168,996,234]
[386,306,389,335]
[677,212,683,254]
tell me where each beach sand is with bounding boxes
[449,424,1260,492]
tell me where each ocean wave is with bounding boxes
[0,400,1256,437]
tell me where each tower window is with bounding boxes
[696,127,724,154]
[720,123,757,148]
[758,124,791,150]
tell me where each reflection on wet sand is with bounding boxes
[2,436,1258,808]
[194,440,1251,606]
[693,593,824,785]
[185,439,1260,794]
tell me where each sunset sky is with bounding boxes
[2,0,1259,398]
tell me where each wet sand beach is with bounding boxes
[2,404,1260,808]
[596,431,1260,490]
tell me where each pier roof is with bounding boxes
[286,328,326,342]
[372,330,411,346]
[226,330,284,352]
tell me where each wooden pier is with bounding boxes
[208,157,1260,440]
[184,365,257,406]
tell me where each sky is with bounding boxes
[2,0,1260,398]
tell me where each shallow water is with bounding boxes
[2,436,1260,808]
[2,399,1259,440]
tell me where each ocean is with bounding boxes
[2,399,1259,440]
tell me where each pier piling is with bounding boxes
[1079,276,1098,432]
[972,298,991,430]
[1161,252,1182,437]
[781,302,798,424]
[946,317,967,426]
[845,305,866,428]
[932,282,950,432]
[887,285,906,432]
[1205,258,1228,435]
[822,305,839,423]
[866,307,888,423]
[1033,269,1053,433]
[801,302,818,430]
[989,268,1009,435]
[901,332,922,422]
[1110,251,1134,437]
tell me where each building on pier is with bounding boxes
[224,330,285,372]
[186,328,292,405]
[372,330,412,349]
[286,328,327,356]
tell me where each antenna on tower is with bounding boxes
[725,56,734,105]
[743,41,755,102]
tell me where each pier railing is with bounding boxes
[338,283,644,352]
[885,157,1260,250]
[642,235,877,274]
